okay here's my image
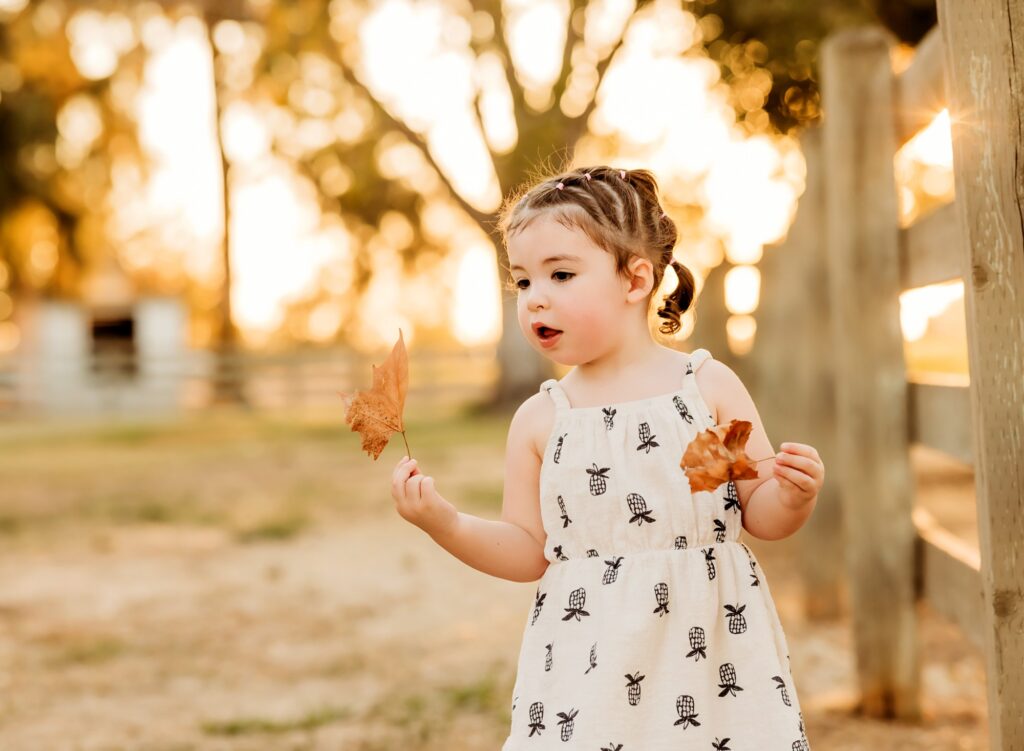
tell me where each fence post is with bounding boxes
[786,127,845,620]
[820,27,921,719]
[935,2,1024,745]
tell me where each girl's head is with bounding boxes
[498,165,696,365]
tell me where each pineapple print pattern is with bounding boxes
[653,582,670,616]
[773,675,792,706]
[553,433,567,463]
[687,626,708,661]
[503,350,808,750]
[602,556,624,584]
[674,694,701,727]
[528,701,545,736]
[723,480,741,512]
[626,492,656,525]
[585,642,598,674]
[725,603,748,634]
[625,671,645,705]
[672,394,695,424]
[717,662,744,697]
[636,421,659,453]
[562,587,590,621]
[531,589,546,626]
[557,495,572,527]
[587,463,611,495]
[557,708,578,741]
[704,547,717,580]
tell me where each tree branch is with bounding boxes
[477,0,527,127]
[565,0,655,145]
[552,0,582,102]
[332,56,494,233]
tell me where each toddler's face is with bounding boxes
[507,213,637,365]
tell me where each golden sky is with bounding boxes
[39,1,962,359]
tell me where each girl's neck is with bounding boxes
[571,340,682,390]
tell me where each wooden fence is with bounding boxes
[758,6,1022,747]
[0,345,497,417]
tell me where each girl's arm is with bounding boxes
[700,359,824,540]
[392,396,549,583]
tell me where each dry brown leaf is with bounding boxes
[339,329,410,460]
[680,418,761,493]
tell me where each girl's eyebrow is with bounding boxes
[510,254,582,271]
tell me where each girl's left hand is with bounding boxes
[773,442,825,508]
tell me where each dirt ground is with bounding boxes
[0,409,990,750]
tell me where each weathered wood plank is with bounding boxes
[935,1,1024,746]
[900,202,964,288]
[820,26,921,719]
[896,26,948,145]
[907,380,973,465]
[912,507,984,650]
[782,128,845,620]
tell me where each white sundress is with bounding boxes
[501,348,810,750]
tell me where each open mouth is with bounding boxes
[535,325,562,340]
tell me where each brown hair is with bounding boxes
[497,165,696,336]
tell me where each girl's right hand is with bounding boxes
[391,455,459,538]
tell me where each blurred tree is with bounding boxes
[698,0,936,132]
[0,9,85,298]
[252,0,661,410]
[252,0,938,412]
[0,3,144,315]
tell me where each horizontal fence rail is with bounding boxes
[0,346,498,416]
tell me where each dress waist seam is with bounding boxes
[549,539,746,565]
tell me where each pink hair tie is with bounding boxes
[583,172,592,181]
[619,170,626,179]
[555,182,564,190]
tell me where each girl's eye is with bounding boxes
[510,271,574,291]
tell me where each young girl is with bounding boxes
[391,165,825,749]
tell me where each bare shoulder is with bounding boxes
[692,355,727,424]
[510,389,556,459]
[692,356,777,526]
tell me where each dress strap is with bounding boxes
[685,348,713,377]
[540,378,572,413]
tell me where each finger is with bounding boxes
[775,464,811,492]
[406,475,424,502]
[393,459,419,496]
[393,460,414,487]
[776,452,817,476]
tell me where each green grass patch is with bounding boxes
[234,510,309,542]
[200,705,351,736]
[51,636,125,666]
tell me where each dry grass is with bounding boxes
[0,406,990,750]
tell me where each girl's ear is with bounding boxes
[623,255,654,302]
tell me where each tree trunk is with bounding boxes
[205,13,247,406]
[466,229,555,416]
